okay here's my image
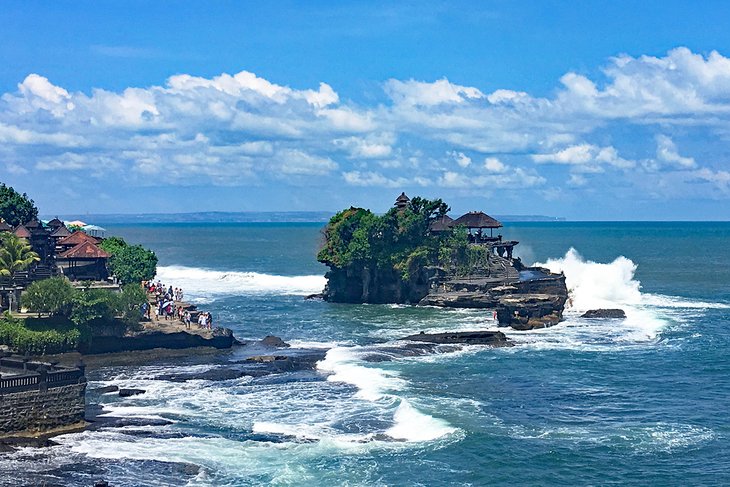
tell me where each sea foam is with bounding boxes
[155,265,326,300]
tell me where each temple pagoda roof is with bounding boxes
[453,211,503,229]
[0,221,12,232]
[47,218,64,228]
[13,225,31,238]
[58,241,110,259]
[24,219,42,229]
[57,230,100,246]
[50,225,72,238]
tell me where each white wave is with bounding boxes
[531,248,723,343]
[316,346,460,443]
[317,347,406,401]
[385,399,457,442]
[155,265,326,300]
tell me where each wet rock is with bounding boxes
[496,293,567,330]
[0,437,60,450]
[118,388,146,397]
[304,293,324,300]
[157,368,270,382]
[92,385,119,394]
[581,308,627,319]
[400,330,511,346]
[259,336,291,348]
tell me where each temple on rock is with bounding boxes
[0,218,111,311]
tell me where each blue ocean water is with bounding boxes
[2,222,729,486]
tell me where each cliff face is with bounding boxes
[323,264,432,304]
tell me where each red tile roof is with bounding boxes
[13,225,31,238]
[57,230,100,246]
[58,241,110,259]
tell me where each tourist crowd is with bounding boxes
[142,280,214,330]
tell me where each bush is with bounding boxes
[117,283,148,325]
[0,314,83,355]
[22,277,77,317]
[99,237,158,285]
[71,288,119,327]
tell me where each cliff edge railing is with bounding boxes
[0,353,86,395]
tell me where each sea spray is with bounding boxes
[156,265,326,299]
[536,248,642,311]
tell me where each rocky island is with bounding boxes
[318,193,569,330]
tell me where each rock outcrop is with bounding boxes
[495,293,567,330]
[581,308,626,319]
[87,327,237,354]
[400,330,511,346]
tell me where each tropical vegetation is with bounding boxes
[0,183,38,227]
[317,196,490,280]
[0,232,40,278]
[99,236,158,285]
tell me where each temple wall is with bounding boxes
[0,383,86,435]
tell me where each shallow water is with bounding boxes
[2,222,729,486]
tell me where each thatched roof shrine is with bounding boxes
[453,211,503,229]
[0,221,11,232]
[429,215,455,233]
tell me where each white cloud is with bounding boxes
[532,144,634,170]
[385,78,484,106]
[448,150,472,168]
[484,157,507,173]
[3,47,730,204]
[342,171,429,188]
[655,134,695,168]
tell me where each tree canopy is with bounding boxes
[99,236,158,285]
[0,183,38,227]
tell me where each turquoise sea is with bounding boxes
[2,222,729,486]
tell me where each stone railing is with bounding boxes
[0,353,85,395]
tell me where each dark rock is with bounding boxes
[157,368,270,382]
[400,330,511,346]
[581,308,627,319]
[118,388,146,397]
[0,437,60,450]
[259,336,291,348]
[304,293,324,300]
[93,385,119,394]
[496,293,568,330]
[87,327,237,354]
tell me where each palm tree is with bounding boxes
[0,233,40,278]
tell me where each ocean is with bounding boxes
[2,222,729,486]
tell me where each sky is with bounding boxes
[2,1,730,220]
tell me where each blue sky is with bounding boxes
[2,1,730,219]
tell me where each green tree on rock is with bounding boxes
[99,236,158,285]
[22,277,77,317]
[0,233,40,278]
[0,183,39,227]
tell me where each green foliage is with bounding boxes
[0,183,38,227]
[22,277,77,316]
[318,196,502,282]
[0,232,40,277]
[99,236,158,285]
[0,314,82,355]
[317,197,457,281]
[71,288,118,327]
[117,284,147,326]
